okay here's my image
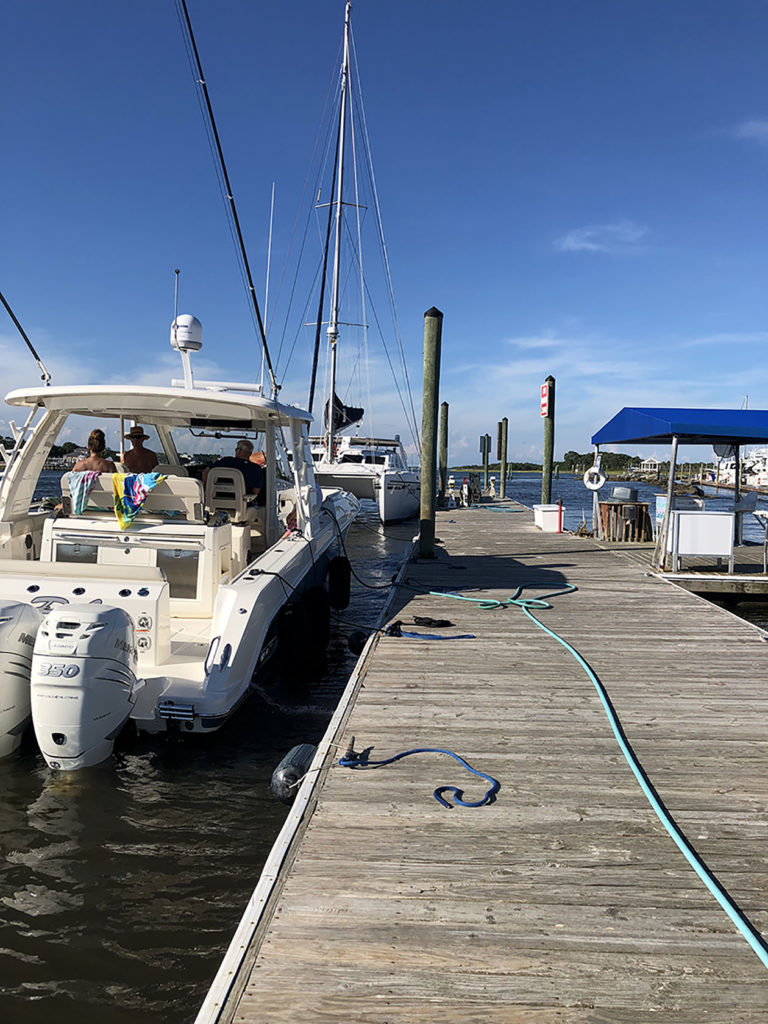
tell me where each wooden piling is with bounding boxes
[541,374,555,504]
[418,307,443,558]
[500,416,508,499]
[438,401,448,504]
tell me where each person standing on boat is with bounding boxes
[204,439,264,503]
[122,425,158,474]
[73,428,117,473]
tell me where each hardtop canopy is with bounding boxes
[3,384,312,429]
[591,408,768,447]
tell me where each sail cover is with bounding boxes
[326,392,364,432]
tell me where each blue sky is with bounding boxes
[1,0,766,463]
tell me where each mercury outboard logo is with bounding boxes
[114,638,137,662]
[18,632,36,647]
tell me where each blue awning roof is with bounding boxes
[591,408,768,446]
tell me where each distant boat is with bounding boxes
[299,2,420,523]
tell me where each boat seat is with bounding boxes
[154,463,189,476]
[732,491,758,513]
[60,473,206,522]
[205,467,260,526]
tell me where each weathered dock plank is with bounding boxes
[209,501,768,1023]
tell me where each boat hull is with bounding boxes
[313,461,419,522]
[376,472,420,523]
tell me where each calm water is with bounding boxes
[0,475,413,1023]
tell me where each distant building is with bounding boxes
[640,456,660,475]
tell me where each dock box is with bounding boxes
[533,504,564,533]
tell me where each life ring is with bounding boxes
[583,466,606,491]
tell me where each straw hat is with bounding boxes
[124,424,149,440]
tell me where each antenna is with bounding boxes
[0,289,52,385]
[262,184,276,394]
[173,268,181,324]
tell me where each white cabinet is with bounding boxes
[666,510,734,572]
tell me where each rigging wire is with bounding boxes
[347,57,375,446]
[349,30,421,450]
[274,9,420,452]
[174,0,278,396]
[0,290,52,385]
[308,112,342,416]
[274,39,343,377]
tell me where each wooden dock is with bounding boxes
[199,501,768,1023]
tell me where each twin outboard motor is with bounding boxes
[31,604,139,771]
[0,602,43,757]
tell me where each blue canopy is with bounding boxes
[591,408,768,446]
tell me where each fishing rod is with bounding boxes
[0,289,52,385]
[176,0,279,398]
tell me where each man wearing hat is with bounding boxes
[123,425,158,474]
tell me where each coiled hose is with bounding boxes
[434,582,768,970]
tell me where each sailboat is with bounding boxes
[295,2,421,524]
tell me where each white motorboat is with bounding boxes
[293,2,421,524]
[0,317,358,769]
[309,435,420,524]
[742,448,768,489]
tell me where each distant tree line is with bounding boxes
[561,451,642,472]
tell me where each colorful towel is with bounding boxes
[112,473,166,530]
[65,471,101,515]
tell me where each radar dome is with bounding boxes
[170,314,203,352]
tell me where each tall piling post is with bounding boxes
[541,375,556,505]
[500,417,508,498]
[482,434,491,493]
[438,401,449,506]
[419,307,443,558]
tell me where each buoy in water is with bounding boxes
[270,743,317,803]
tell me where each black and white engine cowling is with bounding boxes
[0,601,44,757]
[31,603,140,770]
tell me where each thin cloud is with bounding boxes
[682,331,768,349]
[554,220,649,255]
[733,118,768,145]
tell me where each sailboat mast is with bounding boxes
[326,1,351,459]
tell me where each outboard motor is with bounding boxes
[0,602,43,757]
[31,604,139,771]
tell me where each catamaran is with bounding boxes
[0,316,358,769]
[294,1,421,523]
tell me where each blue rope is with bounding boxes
[339,747,500,809]
[434,582,768,971]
